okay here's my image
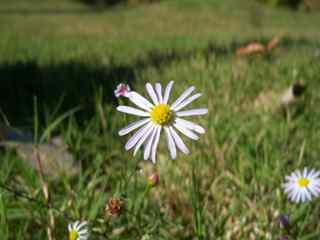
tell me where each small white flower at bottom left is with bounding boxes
[68,221,89,240]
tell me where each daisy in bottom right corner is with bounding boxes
[283,168,320,203]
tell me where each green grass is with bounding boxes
[1,0,320,239]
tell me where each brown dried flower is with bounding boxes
[105,197,125,217]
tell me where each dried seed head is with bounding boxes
[281,236,290,240]
[105,198,124,217]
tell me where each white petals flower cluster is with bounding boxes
[68,221,89,240]
[283,168,320,203]
[117,81,208,163]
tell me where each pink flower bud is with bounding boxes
[148,173,159,187]
[114,83,131,98]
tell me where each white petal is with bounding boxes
[176,108,208,117]
[78,229,89,235]
[297,190,303,203]
[117,106,149,117]
[288,187,298,201]
[165,126,176,159]
[283,182,295,191]
[296,170,302,179]
[151,126,162,163]
[73,221,80,230]
[311,179,320,186]
[174,122,199,140]
[285,175,297,182]
[68,224,72,232]
[309,170,320,179]
[77,221,88,231]
[125,122,153,150]
[155,83,163,104]
[287,190,294,200]
[175,118,205,134]
[172,93,202,111]
[169,126,189,155]
[79,236,89,240]
[163,81,174,104]
[114,90,120,97]
[146,83,159,105]
[128,92,153,111]
[303,168,308,178]
[133,124,155,156]
[291,189,300,202]
[304,188,312,201]
[119,118,150,136]
[171,86,195,109]
[301,189,307,202]
[289,171,298,180]
[144,127,158,160]
[308,184,320,197]
[310,180,320,187]
[291,171,300,179]
[307,169,315,178]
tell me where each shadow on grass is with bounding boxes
[0,36,318,125]
[0,0,157,15]
[0,60,136,125]
[0,8,104,15]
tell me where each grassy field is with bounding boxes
[1,0,320,239]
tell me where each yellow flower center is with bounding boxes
[69,230,79,240]
[298,178,310,188]
[151,104,173,126]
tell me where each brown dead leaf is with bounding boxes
[236,34,283,56]
[236,42,266,56]
[267,34,283,51]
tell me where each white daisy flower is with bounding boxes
[114,83,131,98]
[283,168,320,203]
[68,221,89,240]
[117,81,208,163]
